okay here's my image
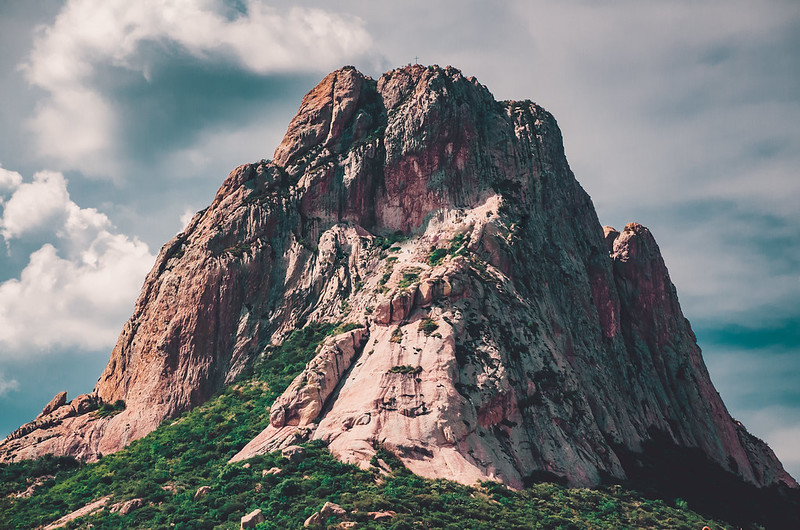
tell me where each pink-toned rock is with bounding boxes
[262,467,282,476]
[281,445,306,463]
[390,289,415,322]
[110,497,144,515]
[69,393,97,415]
[320,502,346,518]
[373,300,392,325]
[241,508,264,529]
[416,280,436,306]
[37,391,67,419]
[305,502,346,527]
[194,485,211,499]
[42,496,110,530]
[304,512,323,528]
[268,328,368,429]
[369,510,396,520]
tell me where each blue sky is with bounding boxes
[0,0,798,479]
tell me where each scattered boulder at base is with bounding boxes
[241,508,264,529]
[194,485,211,499]
[281,445,306,463]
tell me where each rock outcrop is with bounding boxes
[37,391,67,419]
[240,508,264,529]
[304,502,346,528]
[2,65,795,496]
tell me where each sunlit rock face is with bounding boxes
[2,65,795,492]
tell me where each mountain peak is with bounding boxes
[2,66,795,507]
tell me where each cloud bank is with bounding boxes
[22,0,376,176]
[0,167,154,356]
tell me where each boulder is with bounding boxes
[320,501,346,518]
[38,391,67,419]
[281,445,306,463]
[194,485,211,499]
[303,512,323,528]
[241,508,264,529]
[110,497,144,515]
[305,502,346,527]
[70,394,97,415]
[369,510,396,520]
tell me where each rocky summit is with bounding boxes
[2,65,796,496]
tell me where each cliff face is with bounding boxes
[2,65,795,492]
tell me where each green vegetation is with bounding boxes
[387,365,423,375]
[428,232,469,266]
[418,317,439,336]
[427,247,448,266]
[297,236,317,252]
[0,455,79,498]
[378,259,396,294]
[448,232,468,255]
[389,326,403,343]
[95,399,126,418]
[0,322,740,529]
[223,242,251,258]
[397,268,421,289]
[372,231,407,251]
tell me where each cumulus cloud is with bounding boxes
[0,168,154,356]
[1,170,78,241]
[0,165,23,195]
[22,0,376,175]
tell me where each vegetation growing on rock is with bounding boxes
[418,317,439,336]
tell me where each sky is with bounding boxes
[0,0,798,479]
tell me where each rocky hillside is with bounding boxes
[1,65,795,500]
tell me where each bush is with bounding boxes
[428,247,448,266]
[387,365,422,375]
[95,399,126,418]
[419,317,439,336]
[397,270,420,289]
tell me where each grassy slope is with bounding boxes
[1,325,736,529]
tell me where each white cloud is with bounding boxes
[1,170,74,241]
[0,165,23,195]
[0,167,155,356]
[179,207,196,231]
[21,0,376,176]
[0,371,19,397]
